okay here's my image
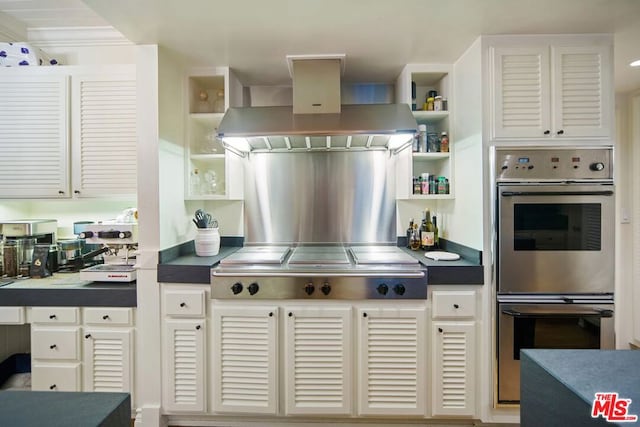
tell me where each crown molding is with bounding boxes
[27,26,132,47]
[0,11,27,41]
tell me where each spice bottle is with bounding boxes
[440,132,449,153]
[434,96,443,111]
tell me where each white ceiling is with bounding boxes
[2,0,640,93]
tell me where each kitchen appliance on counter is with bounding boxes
[211,149,427,300]
[494,147,615,404]
[1,219,58,278]
[76,222,138,282]
[212,245,426,299]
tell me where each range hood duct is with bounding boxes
[217,56,417,155]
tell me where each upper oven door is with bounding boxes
[498,183,614,294]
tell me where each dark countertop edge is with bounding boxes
[0,285,137,307]
[158,237,244,264]
[157,244,242,284]
[522,349,640,402]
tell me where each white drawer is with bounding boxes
[31,307,80,324]
[0,307,25,324]
[164,289,206,317]
[32,363,81,391]
[432,290,476,319]
[32,327,80,360]
[83,307,133,326]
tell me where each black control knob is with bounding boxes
[79,231,94,238]
[118,231,132,239]
[393,284,406,296]
[231,282,243,295]
[590,162,605,172]
[248,283,259,295]
[321,283,331,296]
[304,283,315,295]
[377,283,389,295]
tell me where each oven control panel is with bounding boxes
[495,147,613,181]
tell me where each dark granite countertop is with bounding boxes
[157,237,483,285]
[0,273,136,307]
[521,350,640,426]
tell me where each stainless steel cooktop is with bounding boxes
[212,244,426,300]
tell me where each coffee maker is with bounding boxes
[1,219,58,278]
[77,222,138,282]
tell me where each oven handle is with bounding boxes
[500,190,614,197]
[212,271,426,278]
[501,308,614,318]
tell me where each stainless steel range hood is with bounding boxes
[217,55,417,156]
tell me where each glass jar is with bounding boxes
[425,97,435,111]
[427,133,440,152]
[434,96,443,111]
[440,131,449,152]
[3,241,18,278]
[418,124,427,153]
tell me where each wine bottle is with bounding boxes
[432,215,439,250]
[410,224,421,251]
[421,209,434,250]
[406,218,414,248]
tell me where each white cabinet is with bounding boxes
[490,37,613,141]
[395,65,453,200]
[357,306,427,416]
[185,68,243,200]
[162,286,207,413]
[430,290,477,417]
[0,66,137,199]
[71,71,137,197]
[82,307,134,395]
[30,307,81,391]
[0,71,69,198]
[211,304,278,415]
[283,306,352,416]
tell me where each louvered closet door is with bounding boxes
[357,306,426,416]
[432,322,476,417]
[284,306,352,415]
[0,75,69,197]
[71,73,137,197]
[163,320,206,412]
[492,46,551,139]
[211,305,278,414]
[83,329,133,393]
[553,45,612,138]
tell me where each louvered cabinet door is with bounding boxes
[0,74,69,197]
[284,306,352,415]
[431,322,476,417]
[491,46,551,140]
[357,306,427,416]
[83,328,133,393]
[211,305,278,414]
[552,45,612,138]
[163,320,206,412]
[71,72,137,197]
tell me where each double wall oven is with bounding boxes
[495,147,615,404]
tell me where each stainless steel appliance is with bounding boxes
[76,222,138,282]
[211,150,427,299]
[494,147,615,404]
[212,245,426,299]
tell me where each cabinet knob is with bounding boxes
[179,302,186,307]
[363,312,368,318]
[557,129,564,135]
[58,190,65,195]
[49,314,56,319]
[438,327,443,333]
[74,190,80,194]
[269,312,274,317]
[85,334,92,339]
[195,325,201,330]
[50,344,57,349]
[288,312,293,317]
[102,315,110,320]
[543,130,551,135]
[453,304,460,309]
[49,384,57,390]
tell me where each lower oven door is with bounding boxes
[497,302,614,404]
